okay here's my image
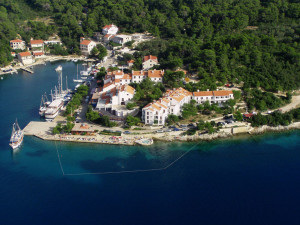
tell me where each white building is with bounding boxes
[112,35,132,45]
[142,55,158,70]
[95,84,135,117]
[10,39,26,50]
[147,70,163,83]
[103,34,115,43]
[104,69,164,85]
[142,88,234,125]
[102,24,119,35]
[80,38,96,56]
[18,52,34,65]
[30,40,44,53]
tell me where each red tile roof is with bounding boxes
[30,40,44,45]
[33,52,44,56]
[213,90,233,96]
[80,39,92,45]
[143,55,157,62]
[19,52,31,57]
[103,24,116,30]
[147,70,164,78]
[193,91,214,97]
[10,39,23,43]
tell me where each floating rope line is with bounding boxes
[55,140,200,176]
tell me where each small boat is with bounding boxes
[73,59,78,63]
[9,119,24,149]
[55,65,62,72]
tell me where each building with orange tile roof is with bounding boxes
[142,87,233,125]
[10,39,26,50]
[142,55,159,70]
[95,84,135,117]
[30,39,44,53]
[17,52,34,65]
[80,38,96,56]
[102,24,118,35]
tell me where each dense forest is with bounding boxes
[0,0,299,91]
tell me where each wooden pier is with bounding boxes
[21,67,34,74]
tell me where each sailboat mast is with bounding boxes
[66,76,68,92]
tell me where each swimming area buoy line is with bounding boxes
[55,140,200,176]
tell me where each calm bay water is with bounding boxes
[0,62,300,225]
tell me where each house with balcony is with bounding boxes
[80,38,96,56]
[30,40,44,53]
[10,39,26,50]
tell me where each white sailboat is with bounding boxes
[73,64,83,83]
[9,119,24,149]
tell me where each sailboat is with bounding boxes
[9,119,24,149]
[39,93,51,116]
[73,64,83,83]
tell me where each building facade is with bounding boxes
[80,38,96,55]
[142,55,158,70]
[10,39,26,50]
[142,88,234,125]
[30,40,44,53]
[102,24,119,35]
[18,52,34,65]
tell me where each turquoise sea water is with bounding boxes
[0,62,300,225]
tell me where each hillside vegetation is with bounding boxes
[0,0,299,91]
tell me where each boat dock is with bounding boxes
[21,67,34,74]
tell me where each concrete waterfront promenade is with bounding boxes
[23,121,136,145]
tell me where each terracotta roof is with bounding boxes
[143,55,158,62]
[127,60,134,63]
[102,24,116,29]
[18,52,31,57]
[125,85,135,95]
[213,90,233,96]
[193,91,214,97]
[10,39,23,43]
[30,40,44,45]
[147,70,164,78]
[156,101,168,109]
[132,71,145,76]
[33,52,44,56]
[104,34,111,38]
[120,74,132,80]
[80,39,92,45]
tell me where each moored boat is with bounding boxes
[44,99,64,120]
[9,119,24,149]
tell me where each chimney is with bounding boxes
[197,89,199,92]
[80,37,85,42]
[207,89,209,92]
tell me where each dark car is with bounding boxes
[123,131,131,134]
[173,128,180,131]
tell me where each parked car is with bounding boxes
[173,128,180,131]
[182,127,188,131]
[180,124,188,127]
[156,130,164,133]
[123,131,131,134]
